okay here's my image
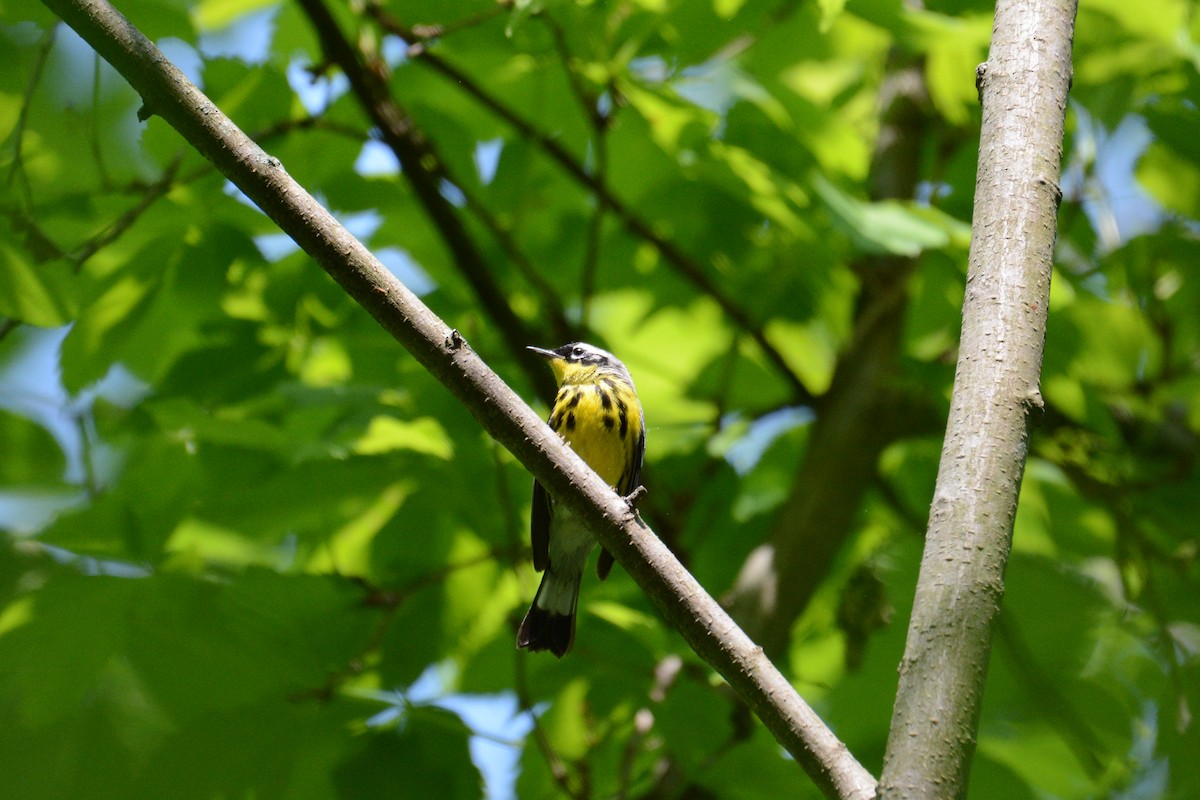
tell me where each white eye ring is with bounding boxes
[572,346,585,357]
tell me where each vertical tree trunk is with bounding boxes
[879,0,1078,797]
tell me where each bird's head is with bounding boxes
[527,342,633,387]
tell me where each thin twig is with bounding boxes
[579,176,606,330]
[90,50,112,188]
[69,151,183,270]
[543,10,611,326]
[6,26,58,208]
[489,440,524,555]
[399,2,510,53]
[514,648,584,799]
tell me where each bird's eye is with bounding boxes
[572,346,585,358]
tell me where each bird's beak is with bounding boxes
[527,346,560,360]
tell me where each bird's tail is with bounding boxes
[517,568,582,658]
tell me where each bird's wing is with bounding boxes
[599,424,646,581]
[621,426,646,496]
[531,479,550,572]
[597,546,614,580]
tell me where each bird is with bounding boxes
[517,342,646,657]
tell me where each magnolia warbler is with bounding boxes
[517,342,646,657]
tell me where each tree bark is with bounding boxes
[878,1,1077,797]
[40,0,876,796]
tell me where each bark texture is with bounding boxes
[878,1,1078,797]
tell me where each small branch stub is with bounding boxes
[975,62,989,103]
[624,484,648,509]
[1037,175,1064,205]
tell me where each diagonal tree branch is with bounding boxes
[879,0,1078,796]
[40,0,875,797]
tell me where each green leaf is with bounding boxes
[696,726,823,799]
[191,0,279,31]
[1051,293,1161,389]
[621,80,719,155]
[58,246,169,392]
[812,174,958,256]
[145,396,292,452]
[818,0,847,32]
[0,242,74,327]
[441,529,518,660]
[351,415,455,459]
[1136,140,1200,217]
[334,710,483,800]
[539,677,591,760]
[0,575,137,726]
[654,677,734,771]
[907,10,991,125]
[0,1,57,26]
[0,409,65,485]
[116,0,194,41]
[967,754,1040,800]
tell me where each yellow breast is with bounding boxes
[550,381,642,489]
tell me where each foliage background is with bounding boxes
[1,0,1198,797]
